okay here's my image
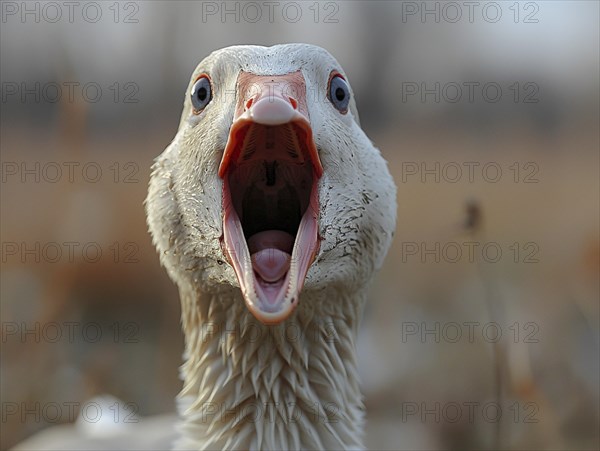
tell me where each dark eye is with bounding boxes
[328,74,350,113]
[191,76,212,112]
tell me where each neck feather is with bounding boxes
[174,286,366,450]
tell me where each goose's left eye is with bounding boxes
[191,76,212,112]
[328,74,350,114]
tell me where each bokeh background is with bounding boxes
[1,1,598,449]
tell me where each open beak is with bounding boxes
[219,71,322,325]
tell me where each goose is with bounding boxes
[145,43,397,450]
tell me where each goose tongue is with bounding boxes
[248,231,294,284]
[222,185,319,324]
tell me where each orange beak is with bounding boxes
[219,71,322,325]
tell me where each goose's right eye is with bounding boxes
[191,75,212,113]
[327,73,350,114]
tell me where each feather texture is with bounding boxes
[146,44,397,450]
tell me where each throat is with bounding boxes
[175,288,366,450]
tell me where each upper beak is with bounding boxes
[218,71,322,178]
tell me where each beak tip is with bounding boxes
[249,97,298,126]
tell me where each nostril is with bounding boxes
[245,98,254,110]
[288,97,298,110]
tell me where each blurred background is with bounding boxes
[1,1,598,449]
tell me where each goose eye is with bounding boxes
[191,76,212,112]
[328,74,350,114]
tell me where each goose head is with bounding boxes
[147,44,396,326]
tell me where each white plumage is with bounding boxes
[146,43,397,450]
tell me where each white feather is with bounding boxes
[146,43,397,450]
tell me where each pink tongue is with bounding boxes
[248,231,294,283]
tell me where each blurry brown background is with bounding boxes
[1,1,598,449]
